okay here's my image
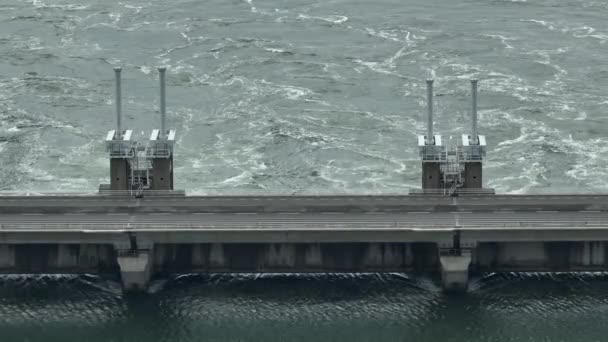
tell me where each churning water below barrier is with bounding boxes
[1,273,608,342]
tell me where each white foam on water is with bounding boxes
[491,161,546,194]
[219,170,253,185]
[124,4,144,14]
[523,19,557,31]
[265,48,285,53]
[10,36,44,51]
[297,14,348,24]
[283,86,311,100]
[245,0,257,13]
[28,0,89,10]
[256,79,314,100]
[354,59,408,78]
[139,65,152,75]
[365,28,401,42]
[495,133,530,149]
[524,20,608,42]
[546,103,588,121]
[573,26,608,41]
[316,160,348,185]
[384,45,415,68]
[480,34,516,49]
[561,135,608,184]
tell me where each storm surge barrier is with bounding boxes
[1,70,606,293]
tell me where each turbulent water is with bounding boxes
[1,273,608,342]
[1,0,608,340]
[1,0,608,194]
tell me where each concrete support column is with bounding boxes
[56,244,78,269]
[265,244,295,268]
[582,241,605,266]
[0,245,15,269]
[439,249,472,292]
[209,243,225,268]
[304,243,322,267]
[116,250,153,292]
[590,242,605,265]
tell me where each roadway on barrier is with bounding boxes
[1,194,608,212]
[2,211,608,230]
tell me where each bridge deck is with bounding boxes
[2,211,608,230]
[1,194,608,214]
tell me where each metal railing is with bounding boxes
[146,142,173,158]
[2,221,608,230]
[409,188,496,195]
[419,145,446,161]
[459,145,485,162]
[106,141,136,158]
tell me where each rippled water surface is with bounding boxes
[1,0,608,193]
[1,273,608,342]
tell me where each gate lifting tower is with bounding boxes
[104,67,176,194]
[417,79,490,195]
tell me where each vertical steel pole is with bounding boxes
[159,67,167,139]
[471,79,478,145]
[114,67,122,139]
[426,79,434,145]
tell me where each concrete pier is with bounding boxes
[116,250,153,292]
[439,250,472,291]
[2,195,608,292]
[0,237,607,291]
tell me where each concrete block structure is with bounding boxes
[464,162,482,189]
[422,161,441,190]
[110,158,129,191]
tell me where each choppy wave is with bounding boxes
[1,0,607,194]
[0,273,608,341]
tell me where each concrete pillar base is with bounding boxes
[439,249,472,292]
[116,250,152,292]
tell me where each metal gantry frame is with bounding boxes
[104,66,176,195]
[417,79,487,194]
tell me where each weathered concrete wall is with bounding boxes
[152,243,437,273]
[117,250,152,292]
[422,163,441,190]
[2,241,608,292]
[473,241,608,271]
[110,159,129,191]
[464,162,482,188]
[439,249,472,291]
[151,157,173,190]
[0,244,118,273]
